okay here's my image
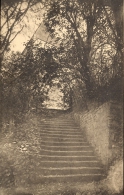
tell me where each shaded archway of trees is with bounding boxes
[0,0,123,128]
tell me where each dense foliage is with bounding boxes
[44,0,123,100]
[0,0,123,127]
[1,40,60,127]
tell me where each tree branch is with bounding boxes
[102,3,118,45]
[9,26,24,44]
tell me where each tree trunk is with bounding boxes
[72,16,95,97]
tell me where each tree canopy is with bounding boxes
[43,0,123,98]
[1,0,123,127]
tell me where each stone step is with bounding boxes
[41,123,77,126]
[41,119,74,122]
[40,130,83,135]
[40,132,84,138]
[40,121,77,125]
[29,173,103,184]
[31,167,103,176]
[34,155,97,161]
[41,120,74,123]
[41,127,82,133]
[41,141,88,146]
[40,150,94,156]
[32,160,102,168]
[42,137,85,142]
[41,145,92,151]
[40,126,80,130]
[41,126,78,129]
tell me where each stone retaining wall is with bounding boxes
[73,100,123,166]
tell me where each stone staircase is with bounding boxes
[29,115,104,184]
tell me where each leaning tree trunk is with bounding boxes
[73,15,95,98]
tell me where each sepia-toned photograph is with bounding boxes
[0,0,123,194]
